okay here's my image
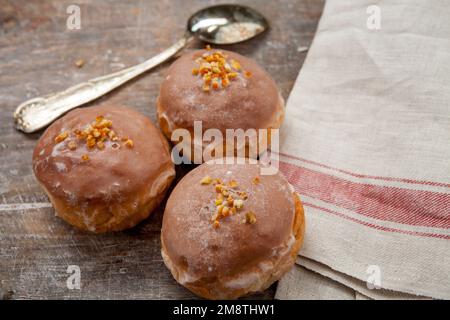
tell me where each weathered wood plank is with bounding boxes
[0,0,324,299]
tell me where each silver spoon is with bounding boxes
[13,4,268,133]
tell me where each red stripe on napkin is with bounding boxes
[279,152,450,188]
[303,202,450,240]
[280,161,450,230]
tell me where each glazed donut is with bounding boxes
[161,159,304,299]
[157,48,284,162]
[32,105,175,233]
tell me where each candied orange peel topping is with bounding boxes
[200,176,213,185]
[252,176,260,185]
[54,131,69,143]
[67,141,77,150]
[192,46,252,92]
[228,180,238,188]
[200,175,260,228]
[244,211,257,224]
[124,139,134,148]
[53,115,134,160]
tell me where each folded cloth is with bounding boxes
[275,0,450,299]
[276,263,361,300]
[276,258,430,300]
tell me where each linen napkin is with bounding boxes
[275,0,450,299]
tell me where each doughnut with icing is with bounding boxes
[161,159,304,299]
[33,105,175,233]
[157,49,285,162]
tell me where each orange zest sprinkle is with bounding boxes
[212,80,220,90]
[67,141,77,150]
[75,59,85,68]
[227,72,238,79]
[97,141,105,150]
[124,139,134,148]
[221,189,229,197]
[54,115,133,160]
[233,199,244,209]
[191,46,250,92]
[221,78,230,87]
[228,180,238,188]
[200,176,213,185]
[239,191,248,200]
[201,176,257,228]
[54,131,69,143]
[230,59,241,71]
[245,211,257,224]
[222,206,230,217]
[252,176,260,185]
[81,154,89,161]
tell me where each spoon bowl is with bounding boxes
[188,4,269,44]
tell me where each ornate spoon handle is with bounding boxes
[14,35,193,133]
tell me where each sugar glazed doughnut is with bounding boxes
[33,105,175,233]
[157,48,285,162]
[161,160,305,299]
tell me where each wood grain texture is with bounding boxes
[0,0,324,299]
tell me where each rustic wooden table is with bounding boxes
[0,0,323,299]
